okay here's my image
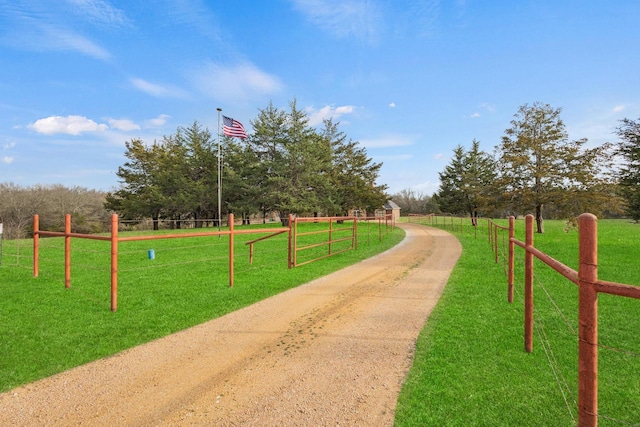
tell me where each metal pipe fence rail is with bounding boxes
[356,214,394,244]
[33,213,291,312]
[292,214,395,267]
[408,213,640,425]
[32,213,395,312]
[488,214,640,427]
[0,237,34,268]
[292,216,357,267]
[407,213,480,238]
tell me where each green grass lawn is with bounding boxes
[2,216,638,426]
[395,217,640,427]
[0,220,403,393]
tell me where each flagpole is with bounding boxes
[216,107,222,233]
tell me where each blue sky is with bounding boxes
[1,1,639,196]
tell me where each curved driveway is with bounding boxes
[0,223,461,426]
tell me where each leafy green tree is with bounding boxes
[223,136,263,224]
[615,117,640,221]
[280,100,333,216]
[321,119,387,216]
[246,101,288,221]
[248,100,334,223]
[435,140,496,223]
[435,145,467,216]
[105,139,165,229]
[153,133,190,226]
[169,122,217,226]
[496,102,614,233]
[107,101,389,226]
[106,122,219,228]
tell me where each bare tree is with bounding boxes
[0,183,108,239]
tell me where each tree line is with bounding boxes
[104,99,388,229]
[2,101,640,238]
[0,183,109,239]
[431,102,638,232]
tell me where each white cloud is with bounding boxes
[567,103,637,147]
[291,0,384,43]
[433,153,445,160]
[1,4,112,60]
[191,62,283,101]
[360,134,416,148]
[2,156,14,164]
[3,142,16,150]
[130,78,187,98]
[65,0,131,28]
[389,102,396,108]
[47,27,111,60]
[468,103,495,118]
[108,118,140,131]
[480,102,496,113]
[30,115,108,135]
[144,114,171,127]
[305,105,356,126]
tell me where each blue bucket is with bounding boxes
[148,249,155,260]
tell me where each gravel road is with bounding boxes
[0,222,461,426]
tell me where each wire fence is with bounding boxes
[22,212,395,312]
[405,213,640,425]
[487,215,640,427]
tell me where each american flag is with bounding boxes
[222,115,248,139]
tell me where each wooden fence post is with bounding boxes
[110,214,118,312]
[508,216,515,303]
[524,214,534,353]
[328,217,333,255]
[33,215,39,278]
[578,213,598,427]
[65,214,71,289]
[287,214,293,269]
[293,215,298,267]
[353,217,358,250]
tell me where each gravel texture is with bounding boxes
[0,223,461,426]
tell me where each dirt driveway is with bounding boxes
[0,223,461,426]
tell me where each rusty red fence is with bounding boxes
[410,212,640,425]
[33,213,290,311]
[291,214,394,267]
[33,213,393,312]
[407,213,479,238]
[487,214,640,427]
[292,216,357,267]
[357,214,395,245]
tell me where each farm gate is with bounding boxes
[32,213,393,312]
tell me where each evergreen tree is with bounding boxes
[615,117,640,221]
[107,100,389,225]
[321,119,387,216]
[105,138,165,229]
[496,102,614,232]
[435,140,496,223]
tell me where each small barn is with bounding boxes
[376,200,401,220]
